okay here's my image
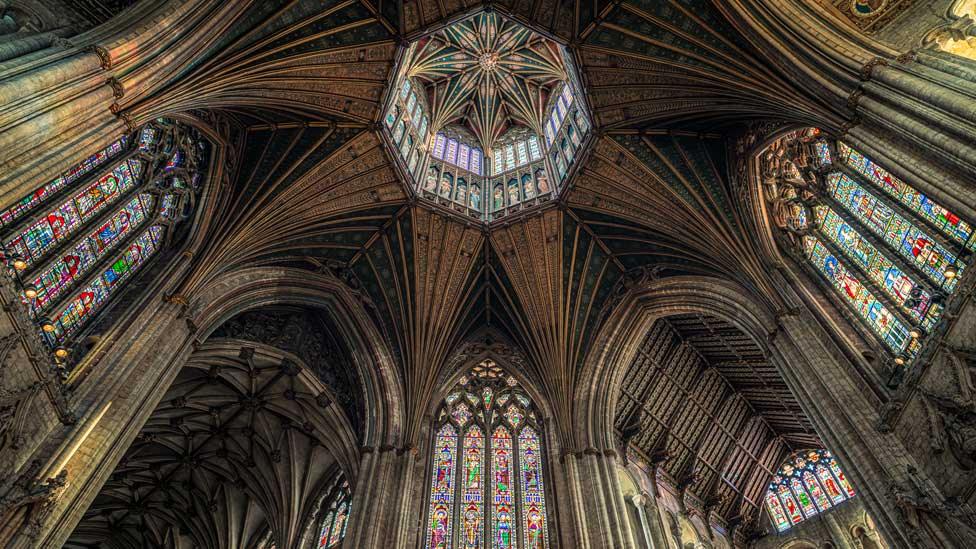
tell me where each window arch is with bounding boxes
[762,128,972,366]
[764,450,855,532]
[312,476,352,548]
[424,359,551,549]
[1,119,206,367]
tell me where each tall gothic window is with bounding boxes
[0,119,206,367]
[764,450,855,532]
[313,476,352,548]
[424,360,551,549]
[763,129,972,366]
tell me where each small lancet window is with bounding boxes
[424,359,551,549]
[764,450,855,532]
[313,476,353,548]
[760,128,971,367]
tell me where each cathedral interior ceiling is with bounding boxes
[65,340,352,548]
[70,0,841,529]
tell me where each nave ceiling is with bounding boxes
[66,0,859,532]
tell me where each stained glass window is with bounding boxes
[313,478,352,549]
[838,143,974,249]
[424,360,550,549]
[430,133,483,178]
[765,450,854,532]
[769,133,970,366]
[1,138,127,227]
[0,120,206,361]
[803,235,914,355]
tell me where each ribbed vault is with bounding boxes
[65,339,358,549]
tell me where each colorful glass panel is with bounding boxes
[802,471,831,511]
[446,139,459,164]
[433,134,447,159]
[48,225,163,342]
[829,458,856,497]
[504,404,523,427]
[839,142,973,248]
[766,492,791,532]
[815,206,933,323]
[790,477,817,518]
[827,173,961,289]
[804,236,913,355]
[765,450,853,531]
[407,92,417,116]
[2,138,128,227]
[6,160,137,268]
[453,402,472,425]
[461,427,485,549]
[516,142,528,166]
[816,464,845,504]
[505,145,515,172]
[815,141,832,167]
[27,194,153,312]
[317,511,335,548]
[458,144,471,171]
[138,127,158,152]
[528,137,542,161]
[518,427,549,549]
[777,483,802,525]
[426,424,458,549]
[491,427,516,549]
[328,503,348,546]
[470,149,482,176]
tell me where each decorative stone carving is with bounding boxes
[920,347,976,470]
[0,461,68,543]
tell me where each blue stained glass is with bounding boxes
[827,173,961,290]
[48,225,163,342]
[815,141,832,167]
[839,143,973,249]
[804,236,913,355]
[138,127,158,152]
[447,139,459,164]
[433,134,446,159]
[1,138,127,227]
[27,195,153,312]
[470,149,482,176]
[814,206,935,324]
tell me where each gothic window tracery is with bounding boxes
[764,450,855,532]
[313,476,352,548]
[0,119,206,367]
[424,360,551,549]
[762,128,971,366]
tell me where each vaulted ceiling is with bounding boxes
[97,0,838,529]
[403,11,569,146]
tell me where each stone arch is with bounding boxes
[187,265,406,450]
[574,275,778,451]
[65,339,358,549]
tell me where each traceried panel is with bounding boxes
[762,129,970,367]
[424,360,551,549]
[0,119,207,369]
[313,476,352,549]
[764,450,855,532]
